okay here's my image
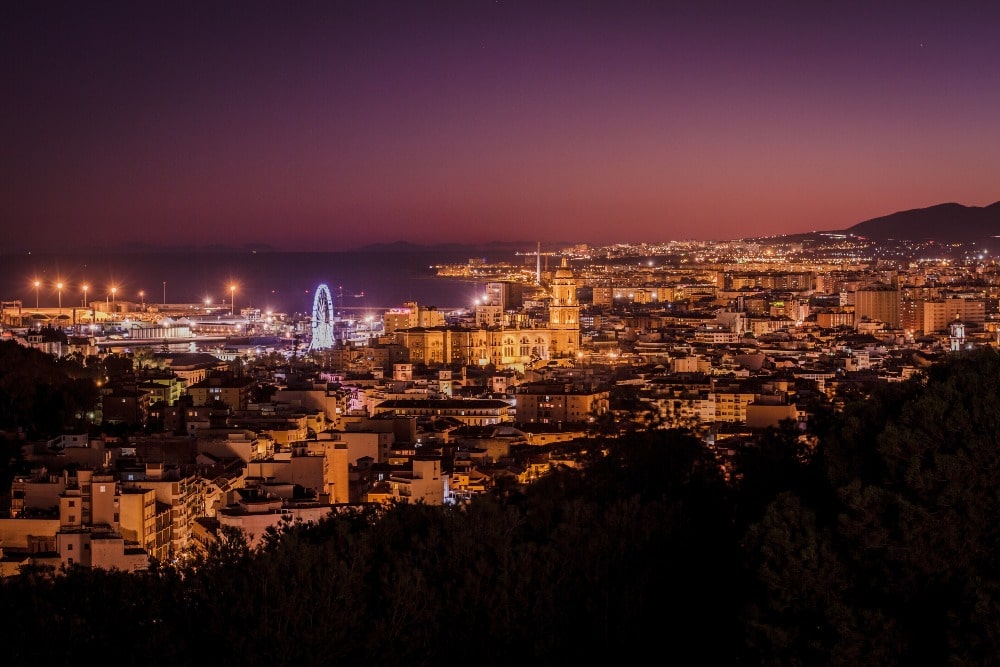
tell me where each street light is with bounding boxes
[33,280,40,309]
[139,290,144,308]
[162,281,166,306]
[56,282,63,315]
[230,284,236,316]
[82,284,89,307]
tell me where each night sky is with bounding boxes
[3,1,999,252]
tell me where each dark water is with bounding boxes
[0,250,501,315]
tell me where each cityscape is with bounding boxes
[2,220,1000,659]
[4,2,1000,664]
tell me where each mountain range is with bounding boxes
[355,201,1000,253]
[840,201,1000,243]
[51,200,997,255]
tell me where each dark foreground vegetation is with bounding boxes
[3,347,1000,665]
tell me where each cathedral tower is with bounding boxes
[548,257,580,356]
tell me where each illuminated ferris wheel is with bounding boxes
[309,283,335,351]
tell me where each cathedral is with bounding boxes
[390,258,580,370]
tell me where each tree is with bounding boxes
[132,346,154,371]
[101,352,134,381]
[746,347,1000,665]
[0,340,100,438]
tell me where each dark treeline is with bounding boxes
[3,347,1000,665]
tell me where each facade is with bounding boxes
[102,389,151,426]
[384,302,446,334]
[386,456,446,505]
[393,326,570,368]
[745,402,799,428]
[317,429,394,466]
[514,382,610,425]
[120,468,208,559]
[187,374,255,410]
[196,429,275,463]
[815,310,854,328]
[391,260,581,369]
[216,491,335,548]
[900,298,986,334]
[854,283,901,329]
[485,281,524,309]
[156,352,229,387]
[53,468,151,571]
[246,447,327,501]
[139,371,185,406]
[118,487,173,564]
[371,398,513,426]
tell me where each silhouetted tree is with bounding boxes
[7,350,1000,666]
[0,340,100,438]
[101,352,134,382]
[745,347,1000,665]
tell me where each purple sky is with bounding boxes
[3,1,999,252]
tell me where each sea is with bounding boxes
[0,249,512,316]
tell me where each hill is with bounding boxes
[842,200,1000,243]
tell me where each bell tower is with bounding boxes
[548,258,580,355]
[949,316,965,352]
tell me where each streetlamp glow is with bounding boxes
[56,282,63,315]
[230,284,236,316]
[33,280,40,309]
[82,284,89,307]
[139,290,144,308]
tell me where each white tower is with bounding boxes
[949,316,965,352]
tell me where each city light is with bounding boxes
[230,284,236,316]
[33,279,40,309]
[82,284,89,307]
[56,282,63,315]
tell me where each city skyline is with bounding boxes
[4,1,1000,253]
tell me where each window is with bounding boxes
[68,500,75,507]
[67,544,73,551]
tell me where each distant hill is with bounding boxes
[842,201,1000,243]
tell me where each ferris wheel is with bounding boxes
[308,283,335,351]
